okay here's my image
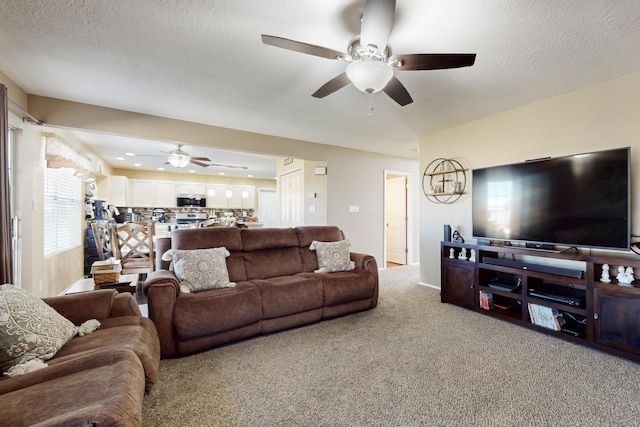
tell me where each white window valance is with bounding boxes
[44,132,93,177]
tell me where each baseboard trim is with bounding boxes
[419,282,440,290]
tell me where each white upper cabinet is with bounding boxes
[131,180,176,207]
[206,184,228,208]
[105,175,129,207]
[241,186,256,209]
[205,184,256,208]
[176,182,206,196]
[155,182,177,208]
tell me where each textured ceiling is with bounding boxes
[2,0,640,176]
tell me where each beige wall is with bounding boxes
[419,70,640,287]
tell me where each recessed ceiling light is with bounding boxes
[125,152,135,156]
[218,172,225,175]
[133,163,142,167]
[248,174,253,178]
[116,157,125,161]
[188,170,196,173]
[157,167,165,171]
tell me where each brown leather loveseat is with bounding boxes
[145,226,378,358]
[0,290,160,426]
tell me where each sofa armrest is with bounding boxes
[144,270,181,358]
[142,269,180,296]
[350,252,379,308]
[43,290,118,325]
[109,292,142,317]
[350,252,378,274]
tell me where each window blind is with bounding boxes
[43,168,82,257]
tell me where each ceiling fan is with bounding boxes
[261,0,476,106]
[164,144,249,169]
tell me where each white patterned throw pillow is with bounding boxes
[0,284,76,375]
[309,240,355,273]
[172,248,237,293]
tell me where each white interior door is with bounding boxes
[386,176,407,265]
[279,169,303,227]
[257,189,279,227]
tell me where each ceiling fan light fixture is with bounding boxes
[346,59,393,94]
[167,154,190,168]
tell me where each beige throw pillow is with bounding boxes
[309,240,355,273]
[172,248,237,293]
[0,285,76,374]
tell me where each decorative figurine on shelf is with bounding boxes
[616,266,635,285]
[600,264,611,283]
[625,266,635,283]
[449,248,455,259]
[469,249,476,262]
[458,248,468,261]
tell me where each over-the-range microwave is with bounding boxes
[176,196,206,208]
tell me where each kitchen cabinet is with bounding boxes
[155,182,177,207]
[176,182,206,196]
[131,180,176,207]
[241,186,256,209]
[206,184,229,208]
[105,175,129,206]
[206,184,256,208]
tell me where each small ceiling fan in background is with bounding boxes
[166,144,211,168]
[136,144,249,169]
[261,0,476,106]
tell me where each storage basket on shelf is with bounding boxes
[91,259,122,288]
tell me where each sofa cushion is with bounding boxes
[0,348,145,426]
[53,316,160,393]
[242,226,304,280]
[244,247,303,279]
[172,247,236,293]
[0,285,76,374]
[173,282,262,340]
[309,240,356,273]
[311,269,376,306]
[295,226,344,272]
[251,275,324,319]
[241,227,299,251]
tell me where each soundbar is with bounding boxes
[529,289,583,307]
[482,257,584,279]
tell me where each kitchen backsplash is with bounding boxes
[118,207,256,223]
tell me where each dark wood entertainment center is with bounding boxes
[441,241,640,363]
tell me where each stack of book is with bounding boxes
[528,303,565,331]
[479,291,493,310]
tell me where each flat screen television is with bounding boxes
[472,147,630,251]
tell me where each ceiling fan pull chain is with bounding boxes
[368,93,374,119]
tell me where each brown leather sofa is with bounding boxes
[0,290,160,427]
[145,226,378,358]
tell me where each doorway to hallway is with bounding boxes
[385,173,409,267]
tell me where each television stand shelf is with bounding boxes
[441,241,640,363]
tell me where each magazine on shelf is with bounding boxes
[527,303,565,331]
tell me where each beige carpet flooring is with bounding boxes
[142,265,640,426]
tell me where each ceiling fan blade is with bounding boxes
[209,163,249,169]
[190,157,211,162]
[360,0,396,55]
[312,73,351,98]
[391,53,476,71]
[261,35,347,60]
[189,159,210,167]
[383,76,413,106]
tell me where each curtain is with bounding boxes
[0,84,12,284]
